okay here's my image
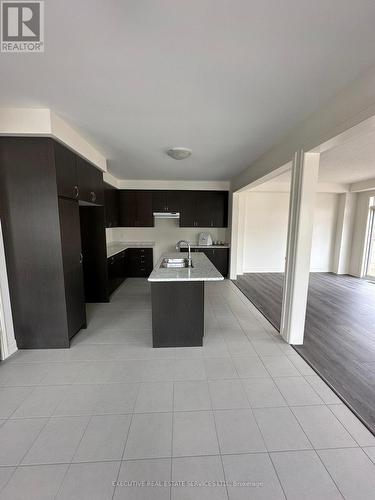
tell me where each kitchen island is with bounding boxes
[148,252,224,347]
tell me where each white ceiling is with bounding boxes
[250,128,375,191]
[319,130,375,184]
[1,0,375,181]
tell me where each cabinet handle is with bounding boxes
[74,185,79,199]
[79,252,83,264]
[90,191,96,202]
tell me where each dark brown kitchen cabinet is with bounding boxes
[179,191,196,227]
[104,184,120,227]
[202,248,229,277]
[126,248,153,277]
[179,191,228,228]
[119,190,153,227]
[79,206,109,303]
[152,190,181,213]
[58,198,86,338]
[0,137,89,348]
[54,141,79,199]
[180,247,229,277]
[107,250,126,295]
[76,156,104,205]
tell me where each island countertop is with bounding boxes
[148,252,224,282]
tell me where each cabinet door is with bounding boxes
[135,191,154,227]
[119,190,136,226]
[194,192,228,227]
[194,192,212,227]
[179,191,196,227]
[76,156,104,205]
[152,191,167,212]
[104,187,119,227]
[166,190,181,212]
[107,256,117,295]
[153,190,180,213]
[211,248,229,277]
[54,142,78,199]
[211,192,228,227]
[58,198,86,338]
[199,248,228,277]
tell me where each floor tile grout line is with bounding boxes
[206,375,230,500]
[110,397,138,500]
[170,377,175,500]
[325,402,372,448]
[69,414,95,464]
[0,465,17,496]
[52,414,96,500]
[312,448,346,500]
[14,413,52,469]
[266,451,288,500]
[7,402,367,422]
[0,445,364,468]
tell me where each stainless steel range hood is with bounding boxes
[153,212,180,219]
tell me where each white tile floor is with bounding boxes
[0,278,374,499]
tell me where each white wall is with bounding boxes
[106,220,228,263]
[349,190,375,276]
[242,192,290,272]
[241,192,339,273]
[310,194,339,271]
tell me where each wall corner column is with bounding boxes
[280,150,320,345]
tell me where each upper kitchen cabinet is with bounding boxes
[152,190,181,213]
[54,141,79,199]
[104,184,120,227]
[76,156,104,205]
[119,190,153,227]
[205,191,228,227]
[179,191,228,228]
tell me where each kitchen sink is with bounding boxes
[159,258,193,269]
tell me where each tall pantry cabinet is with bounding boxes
[0,137,104,348]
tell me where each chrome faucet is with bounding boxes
[176,240,192,267]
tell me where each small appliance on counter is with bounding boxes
[198,232,213,246]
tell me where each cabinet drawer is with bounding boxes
[125,248,153,277]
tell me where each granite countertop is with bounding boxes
[148,252,224,282]
[107,241,155,258]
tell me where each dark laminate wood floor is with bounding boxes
[233,272,375,434]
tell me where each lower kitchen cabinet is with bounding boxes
[126,248,153,277]
[181,247,229,277]
[107,250,127,295]
[107,247,153,295]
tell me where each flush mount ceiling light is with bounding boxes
[166,147,192,160]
